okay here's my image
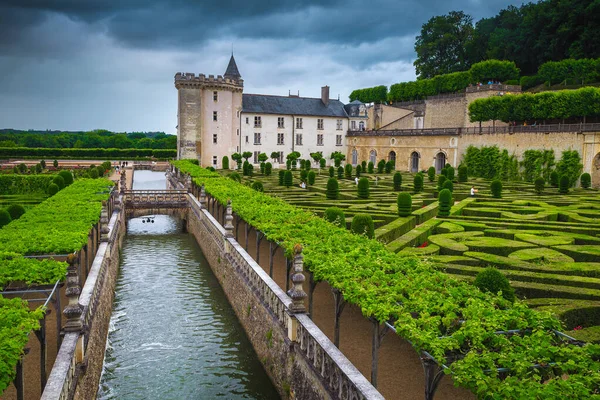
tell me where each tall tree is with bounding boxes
[414,11,475,79]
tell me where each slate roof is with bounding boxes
[224,55,241,79]
[344,100,366,117]
[242,94,349,117]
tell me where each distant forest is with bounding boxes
[0,129,176,149]
[414,0,600,79]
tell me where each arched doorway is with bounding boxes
[435,152,446,173]
[388,151,396,167]
[410,152,420,172]
[369,150,377,165]
[352,149,358,166]
[592,153,600,188]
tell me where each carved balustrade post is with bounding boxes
[224,199,234,238]
[199,184,207,210]
[62,253,86,364]
[100,201,110,242]
[287,244,307,341]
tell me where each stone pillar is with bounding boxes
[287,244,307,313]
[224,199,234,238]
[185,173,192,192]
[119,170,126,195]
[199,184,207,209]
[63,253,83,333]
[100,201,109,242]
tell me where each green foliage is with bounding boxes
[357,177,370,199]
[438,188,453,216]
[349,85,388,103]
[469,60,520,83]
[538,58,600,86]
[393,172,402,191]
[258,153,268,163]
[222,156,229,170]
[337,166,344,179]
[534,177,545,195]
[367,162,374,173]
[251,181,264,192]
[344,163,353,179]
[0,147,176,159]
[53,160,58,168]
[0,253,67,289]
[307,171,316,185]
[550,171,559,187]
[443,179,454,192]
[52,175,65,189]
[397,192,412,217]
[457,165,468,182]
[0,210,11,228]
[520,75,544,90]
[491,179,503,198]
[474,267,515,303]
[47,183,59,196]
[356,164,362,178]
[284,171,293,188]
[269,152,279,162]
[242,151,252,161]
[319,158,326,169]
[555,150,583,187]
[351,214,374,238]
[58,170,73,185]
[559,175,570,194]
[232,152,242,165]
[228,172,241,183]
[385,161,393,173]
[437,175,447,191]
[96,165,105,177]
[580,172,591,188]
[300,169,308,182]
[413,174,423,193]
[0,175,56,195]
[326,178,339,200]
[521,150,555,183]
[265,162,272,176]
[324,207,345,228]
[5,205,25,221]
[300,159,306,169]
[40,160,46,169]
[361,161,367,171]
[427,166,436,182]
[328,166,334,177]
[445,166,455,181]
[377,159,385,173]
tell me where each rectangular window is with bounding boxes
[246,117,249,124]
[351,120,357,130]
[296,134,303,145]
[245,136,249,144]
[254,132,261,145]
[278,117,285,128]
[213,134,218,144]
[336,134,342,146]
[236,128,239,136]
[254,116,262,128]
[213,111,218,121]
[213,91,218,101]
[317,134,324,146]
[277,133,284,145]
[317,118,324,130]
[336,119,343,130]
[212,156,217,166]
[253,151,259,163]
[279,151,284,163]
[296,117,303,129]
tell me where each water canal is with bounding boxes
[97,171,279,399]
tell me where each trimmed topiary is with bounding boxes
[345,164,353,179]
[337,166,344,179]
[278,170,285,185]
[305,163,311,172]
[413,174,423,193]
[53,160,58,168]
[53,175,65,189]
[300,169,308,182]
[265,162,272,176]
[441,167,448,178]
[550,170,559,187]
[251,181,264,192]
[491,179,502,198]
[96,166,105,177]
[291,160,297,170]
[397,192,412,217]
[474,267,515,302]
[329,166,335,177]
[581,172,591,188]
[438,188,453,216]
[377,159,385,173]
[393,172,402,191]
[437,175,447,191]
[446,166,455,181]
[534,177,545,194]
[427,166,436,182]
[6,204,25,221]
[326,178,339,200]
[222,156,229,170]
[284,170,293,187]
[356,165,362,178]
[246,164,253,176]
[357,177,370,199]
[458,165,468,182]
[443,179,454,192]
[58,170,74,186]
[361,160,367,171]
[0,209,11,228]
[324,207,346,228]
[559,175,569,194]
[351,214,374,238]
[48,183,60,195]
[260,162,266,174]
[243,160,250,176]
[228,172,241,182]
[88,168,99,179]
[385,161,393,173]
[40,160,46,169]
[320,158,326,169]
[367,161,374,173]
[300,159,306,169]
[308,171,316,185]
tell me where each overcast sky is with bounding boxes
[0,0,525,134]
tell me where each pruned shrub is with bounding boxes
[337,166,344,179]
[357,177,370,199]
[581,172,591,188]
[437,175,447,191]
[559,175,569,194]
[305,162,311,172]
[48,183,60,195]
[458,165,468,182]
[427,166,436,182]
[0,209,11,228]
[6,204,25,220]
[278,170,285,185]
[438,188,453,216]
[550,171,559,187]
[222,156,229,170]
[53,160,58,168]
[491,179,502,198]
[397,192,412,217]
[251,181,264,192]
[300,159,306,169]
[265,162,272,176]
[474,267,515,302]
[351,214,374,238]
[413,174,423,193]
[88,168,99,179]
[329,166,335,177]
[319,158,326,169]
[368,161,374,173]
[291,159,297,170]
[228,172,241,182]
[361,160,367,171]
[385,161,393,173]
[96,166,105,177]
[443,180,454,192]
[326,178,339,200]
[284,170,293,187]
[58,170,74,185]
[345,164,353,179]
[208,166,216,172]
[377,159,385,173]
[53,175,65,189]
[300,169,308,182]
[393,172,402,191]
[534,177,545,194]
[446,166,455,181]
[356,165,362,177]
[324,207,346,228]
[441,167,448,178]
[308,171,316,185]
[260,162,266,174]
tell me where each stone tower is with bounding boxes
[174,55,243,167]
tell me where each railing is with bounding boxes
[348,128,460,137]
[123,190,188,209]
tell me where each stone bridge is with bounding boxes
[122,189,189,219]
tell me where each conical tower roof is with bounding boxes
[224,54,241,80]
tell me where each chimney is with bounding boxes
[321,86,330,106]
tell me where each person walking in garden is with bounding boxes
[470,186,478,197]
